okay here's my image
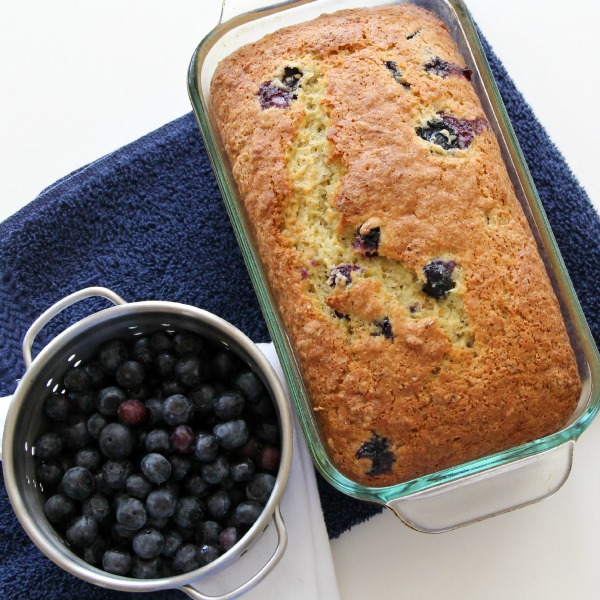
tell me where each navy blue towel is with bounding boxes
[1,34,599,599]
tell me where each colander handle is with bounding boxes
[22,287,127,369]
[180,506,287,600]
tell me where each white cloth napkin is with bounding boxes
[0,395,10,460]
[186,342,341,599]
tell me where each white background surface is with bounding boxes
[1,1,600,599]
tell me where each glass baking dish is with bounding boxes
[188,0,600,532]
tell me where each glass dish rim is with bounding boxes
[187,0,600,505]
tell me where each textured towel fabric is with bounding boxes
[0,33,599,599]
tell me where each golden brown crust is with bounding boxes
[210,5,581,486]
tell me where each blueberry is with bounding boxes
[87,412,108,439]
[35,433,62,460]
[175,355,207,388]
[141,453,172,485]
[161,529,183,558]
[257,445,280,473]
[258,82,292,110]
[416,118,456,149]
[258,66,303,110]
[155,351,177,379]
[56,453,75,473]
[99,423,135,459]
[84,536,108,565]
[74,447,102,472]
[116,496,147,530]
[82,494,111,525]
[124,474,153,501]
[211,349,241,381]
[94,472,114,497]
[102,460,131,490]
[199,544,219,566]
[44,393,72,421]
[71,391,95,414]
[417,112,486,150]
[230,458,255,483]
[118,399,147,426]
[213,391,245,420]
[66,515,98,547]
[383,60,410,88]
[99,339,129,372]
[116,360,145,389]
[201,456,230,486]
[111,522,137,546]
[173,332,204,357]
[424,56,472,80]
[162,394,194,426]
[219,527,241,553]
[146,488,177,520]
[234,500,263,526]
[173,497,205,529]
[192,433,218,463]
[234,371,265,403]
[145,429,172,454]
[173,544,201,574]
[281,66,303,91]
[144,398,164,425]
[213,420,249,450]
[423,258,456,299]
[189,384,216,414]
[103,549,133,576]
[161,379,186,397]
[372,316,394,341]
[132,337,155,365]
[248,395,276,421]
[197,521,222,546]
[169,455,192,481]
[127,382,153,401]
[182,474,211,498]
[170,425,195,454]
[62,467,95,501]
[56,415,91,450]
[131,556,161,579]
[333,310,350,320]
[352,227,380,257]
[63,367,91,392]
[255,420,280,445]
[133,528,165,560]
[327,263,364,288]
[356,433,395,476]
[84,360,107,388]
[44,494,76,523]
[150,330,173,352]
[206,489,231,521]
[246,473,276,505]
[96,386,127,417]
[37,462,63,489]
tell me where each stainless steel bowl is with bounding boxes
[2,287,293,599]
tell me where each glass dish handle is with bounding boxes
[220,0,317,24]
[387,442,575,533]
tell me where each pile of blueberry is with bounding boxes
[33,329,281,579]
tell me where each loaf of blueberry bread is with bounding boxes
[210,4,581,486]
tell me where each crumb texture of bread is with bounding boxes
[210,4,581,486]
